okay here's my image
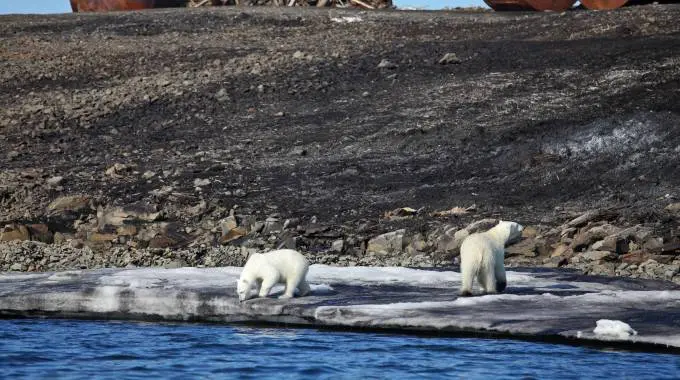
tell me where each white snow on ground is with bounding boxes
[593,319,638,339]
[330,16,362,23]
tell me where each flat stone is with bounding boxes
[438,52,461,65]
[116,225,138,237]
[220,216,238,234]
[665,203,680,213]
[87,232,118,242]
[551,243,572,258]
[97,203,161,228]
[505,239,538,257]
[220,227,247,244]
[621,251,650,264]
[9,263,23,271]
[0,224,30,242]
[599,235,629,254]
[367,229,405,255]
[521,226,538,239]
[331,239,344,253]
[578,250,617,262]
[47,195,91,215]
[572,224,621,251]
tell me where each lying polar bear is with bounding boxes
[459,220,524,297]
[236,249,311,301]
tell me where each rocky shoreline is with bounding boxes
[2,6,680,285]
[2,197,680,285]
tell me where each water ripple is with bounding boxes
[1,319,679,379]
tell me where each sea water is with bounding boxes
[1,319,679,379]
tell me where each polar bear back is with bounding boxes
[460,233,504,260]
[243,249,309,280]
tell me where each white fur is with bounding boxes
[236,249,311,301]
[459,220,523,296]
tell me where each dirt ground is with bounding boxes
[1,5,680,239]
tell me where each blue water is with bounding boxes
[1,319,679,379]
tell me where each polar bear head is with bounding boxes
[495,220,524,243]
[237,278,256,302]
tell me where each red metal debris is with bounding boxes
[70,0,188,12]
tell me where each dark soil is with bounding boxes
[1,5,680,231]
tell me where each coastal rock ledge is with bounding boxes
[1,266,680,353]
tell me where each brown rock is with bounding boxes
[97,203,161,228]
[465,219,498,234]
[221,227,247,244]
[53,232,67,245]
[566,209,618,228]
[367,229,405,255]
[551,243,573,258]
[220,216,238,233]
[578,250,617,262]
[0,224,30,242]
[87,231,118,242]
[544,256,569,268]
[505,239,538,257]
[572,224,621,251]
[521,226,538,239]
[621,251,650,264]
[116,225,138,236]
[599,235,629,254]
[148,235,176,249]
[47,195,91,216]
[28,224,54,244]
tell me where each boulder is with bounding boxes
[97,203,161,228]
[665,203,680,213]
[0,224,30,242]
[505,239,539,258]
[576,250,617,262]
[572,224,621,251]
[47,195,91,219]
[621,251,650,264]
[367,229,405,255]
[551,243,573,258]
[597,235,629,254]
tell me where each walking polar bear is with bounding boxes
[236,249,311,301]
[459,220,524,297]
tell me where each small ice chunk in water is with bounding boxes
[593,319,638,339]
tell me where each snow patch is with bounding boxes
[593,319,638,339]
[542,117,662,158]
[307,265,459,287]
[330,16,362,23]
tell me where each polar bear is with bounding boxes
[459,220,523,297]
[236,249,311,301]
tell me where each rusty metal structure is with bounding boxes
[483,0,632,10]
[70,0,187,12]
[68,0,657,12]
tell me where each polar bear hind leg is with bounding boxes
[279,266,310,299]
[494,257,507,293]
[460,257,479,297]
[481,263,498,294]
[297,279,311,297]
